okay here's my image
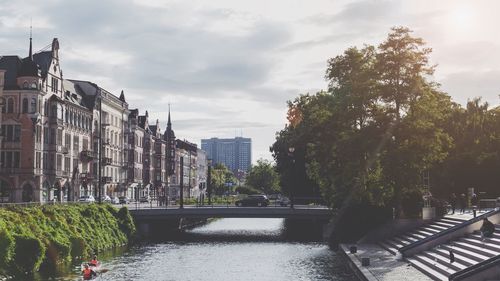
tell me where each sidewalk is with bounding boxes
[341,243,433,281]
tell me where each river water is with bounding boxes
[10,218,355,281]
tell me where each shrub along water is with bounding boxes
[0,204,135,275]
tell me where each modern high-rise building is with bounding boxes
[201,137,251,173]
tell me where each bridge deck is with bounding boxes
[130,206,332,220]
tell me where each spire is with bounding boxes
[167,103,171,127]
[29,21,33,60]
[119,90,126,102]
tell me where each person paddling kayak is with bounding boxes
[82,264,97,280]
[89,255,99,267]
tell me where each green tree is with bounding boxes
[210,163,237,195]
[245,159,280,194]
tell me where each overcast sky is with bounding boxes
[1,0,499,162]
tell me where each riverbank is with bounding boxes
[0,204,135,276]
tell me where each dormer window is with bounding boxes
[23,81,28,89]
[31,82,37,89]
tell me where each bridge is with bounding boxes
[130,206,332,221]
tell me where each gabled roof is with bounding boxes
[63,79,92,110]
[0,56,22,90]
[32,51,53,79]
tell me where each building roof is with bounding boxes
[18,57,40,77]
[0,56,22,89]
[32,51,53,79]
[63,79,93,110]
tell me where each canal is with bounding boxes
[9,218,355,281]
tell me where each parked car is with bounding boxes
[139,196,151,203]
[235,195,269,207]
[118,196,130,204]
[100,195,112,203]
[78,195,95,203]
[277,196,290,207]
[111,196,120,204]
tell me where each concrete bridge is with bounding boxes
[130,206,332,221]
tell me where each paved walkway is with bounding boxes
[341,243,433,281]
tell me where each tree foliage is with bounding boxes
[271,26,500,218]
[245,159,280,194]
[209,163,237,195]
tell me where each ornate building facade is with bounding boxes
[0,37,206,203]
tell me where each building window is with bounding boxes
[0,125,21,142]
[22,98,28,113]
[6,98,13,113]
[30,97,37,113]
[51,77,59,93]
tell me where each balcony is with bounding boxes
[80,150,95,160]
[102,157,112,166]
[101,176,112,184]
[56,145,69,154]
[80,172,94,181]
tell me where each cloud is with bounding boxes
[440,70,500,106]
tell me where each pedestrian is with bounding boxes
[450,193,457,214]
[460,193,466,214]
[449,250,455,263]
[480,217,495,240]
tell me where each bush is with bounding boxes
[12,235,46,273]
[0,229,14,268]
[116,207,136,239]
[0,204,136,275]
[235,185,260,195]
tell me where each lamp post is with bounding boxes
[98,94,102,204]
[288,147,295,209]
[207,159,212,205]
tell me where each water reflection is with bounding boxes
[2,218,355,281]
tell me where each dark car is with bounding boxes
[118,196,130,204]
[235,195,270,207]
[278,196,290,207]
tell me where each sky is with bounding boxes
[1,0,500,163]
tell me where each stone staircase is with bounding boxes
[407,224,500,281]
[379,217,468,255]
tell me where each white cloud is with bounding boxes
[2,0,500,163]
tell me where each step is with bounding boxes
[434,248,477,267]
[379,241,398,255]
[470,234,500,244]
[420,226,441,234]
[433,221,456,228]
[415,229,437,237]
[406,232,427,240]
[427,224,448,231]
[412,254,458,277]
[461,237,500,253]
[440,218,464,225]
[407,257,448,281]
[443,217,468,223]
[440,244,489,262]
[422,251,468,272]
[452,241,499,257]
[386,238,406,249]
[397,234,418,244]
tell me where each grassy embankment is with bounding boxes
[0,204,135,275]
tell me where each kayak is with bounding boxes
[81,263,106,280]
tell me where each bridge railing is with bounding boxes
[128,196,328,210]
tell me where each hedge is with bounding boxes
[0,204,136,275]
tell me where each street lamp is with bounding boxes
[207,159,212,205]
[288,147,295,209]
